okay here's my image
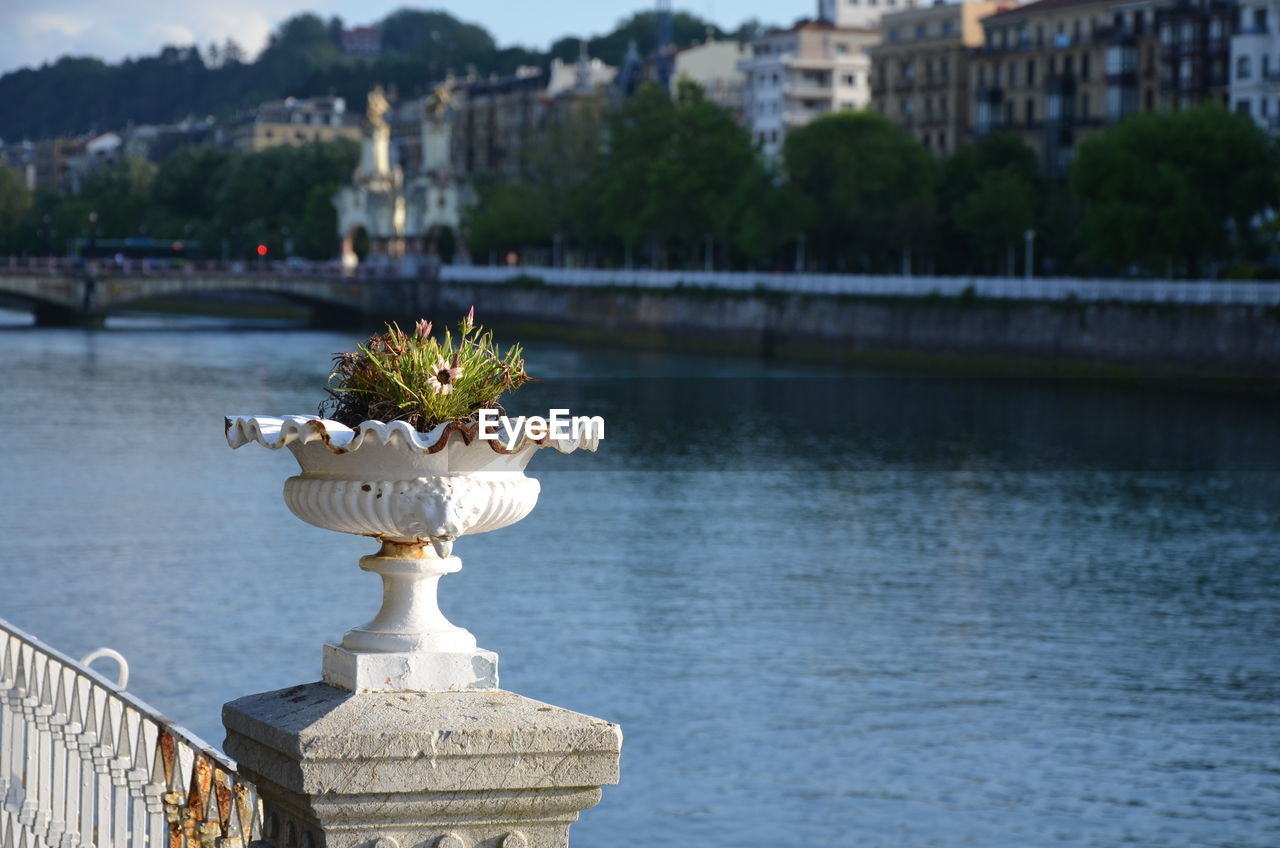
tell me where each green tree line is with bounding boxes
[2,85,1275,278]
[0,140,357,260]
[0,9,737,141]
[465,85,1280,278]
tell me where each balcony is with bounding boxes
[784,82,834,100]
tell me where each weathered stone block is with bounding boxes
[223,683,621,848]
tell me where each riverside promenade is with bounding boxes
[4,257,1280,379]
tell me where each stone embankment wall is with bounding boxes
[368,278,1280,381]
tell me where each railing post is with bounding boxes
[222,684,621,848]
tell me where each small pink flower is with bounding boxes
[427,358,463,395]
[415,318,432,338]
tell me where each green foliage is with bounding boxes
[0,8,724,140]
[322,313,529,429]
[0,167,32,234]
[783,111,936,271]
[595,81,767,266]
[463,179,555,259]
[1070,104,1280,275]
[3,139,356,259]
[939,132,1045,272]
[548,12,728,67]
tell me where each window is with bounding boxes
[1237,99,1252,115]
[836,43,850,54]
[1238,55,1252,80]
[942,20,955,37]
[1065,55,1075,75]
[916,24,927,39]
[1265,55,1272,78]
[1027,59,1036,85]
[1081,53,1090,80]
[1256,9,1269,31]
[842,73,856,85]
[903,97,913,115]
[1026,98,1035,124]
[1036,24,1044,45]
[1145,88,1154,110]
[1049,56,1057,74]
[978,65,987,86]
[1005,101,1014,124]
[1080,92,1090,117]
[889,27,900,43]
[1263,98,1270,117]
[1007,60,1016,87]
[923,132,931,149]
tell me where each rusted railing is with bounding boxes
[0,619,266,848]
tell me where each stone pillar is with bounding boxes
[223,684,621,848]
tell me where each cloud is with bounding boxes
[0,0,299,74]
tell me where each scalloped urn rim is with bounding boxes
[225,414,598,552]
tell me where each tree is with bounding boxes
[153,145,232,221]
[1070,104,1280,276]
[938,131,1046,274]
[79,157,157,238]
[0,167,32,233]
[782,111,936,271]
[595,81,766,267]
[463,178,556,260]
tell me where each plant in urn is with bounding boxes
[225,312,599,692]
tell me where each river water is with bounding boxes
[1,310,1278,848]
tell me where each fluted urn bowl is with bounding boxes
[226,415,598,556]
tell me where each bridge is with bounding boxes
[6,257,1280,326]
[0,260,431,326]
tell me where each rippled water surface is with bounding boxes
[1,310,1278,848]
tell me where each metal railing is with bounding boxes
[0,619,265,848]
[439,265,1280,307]
[7,255,1280,307]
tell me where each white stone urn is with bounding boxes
[225,414,599,693]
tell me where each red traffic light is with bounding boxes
[256,244,268,257]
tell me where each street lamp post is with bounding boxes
[796,232,806,273]
[1025,229,1036,280]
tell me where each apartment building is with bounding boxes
[672,38,750,116]
[1155,0,1238,109]
[1228,0,1278,127]
[231,96,360,153]
[740,21,884,156]
[870,1,1016,156]
[971,0,1166,174]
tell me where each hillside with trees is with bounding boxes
[0,8,734,141]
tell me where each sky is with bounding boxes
[0,1,809,76]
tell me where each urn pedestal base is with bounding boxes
[322,642,499,692]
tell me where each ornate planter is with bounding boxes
[226,415,598,692]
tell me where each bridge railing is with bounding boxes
[0,619,265,848]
